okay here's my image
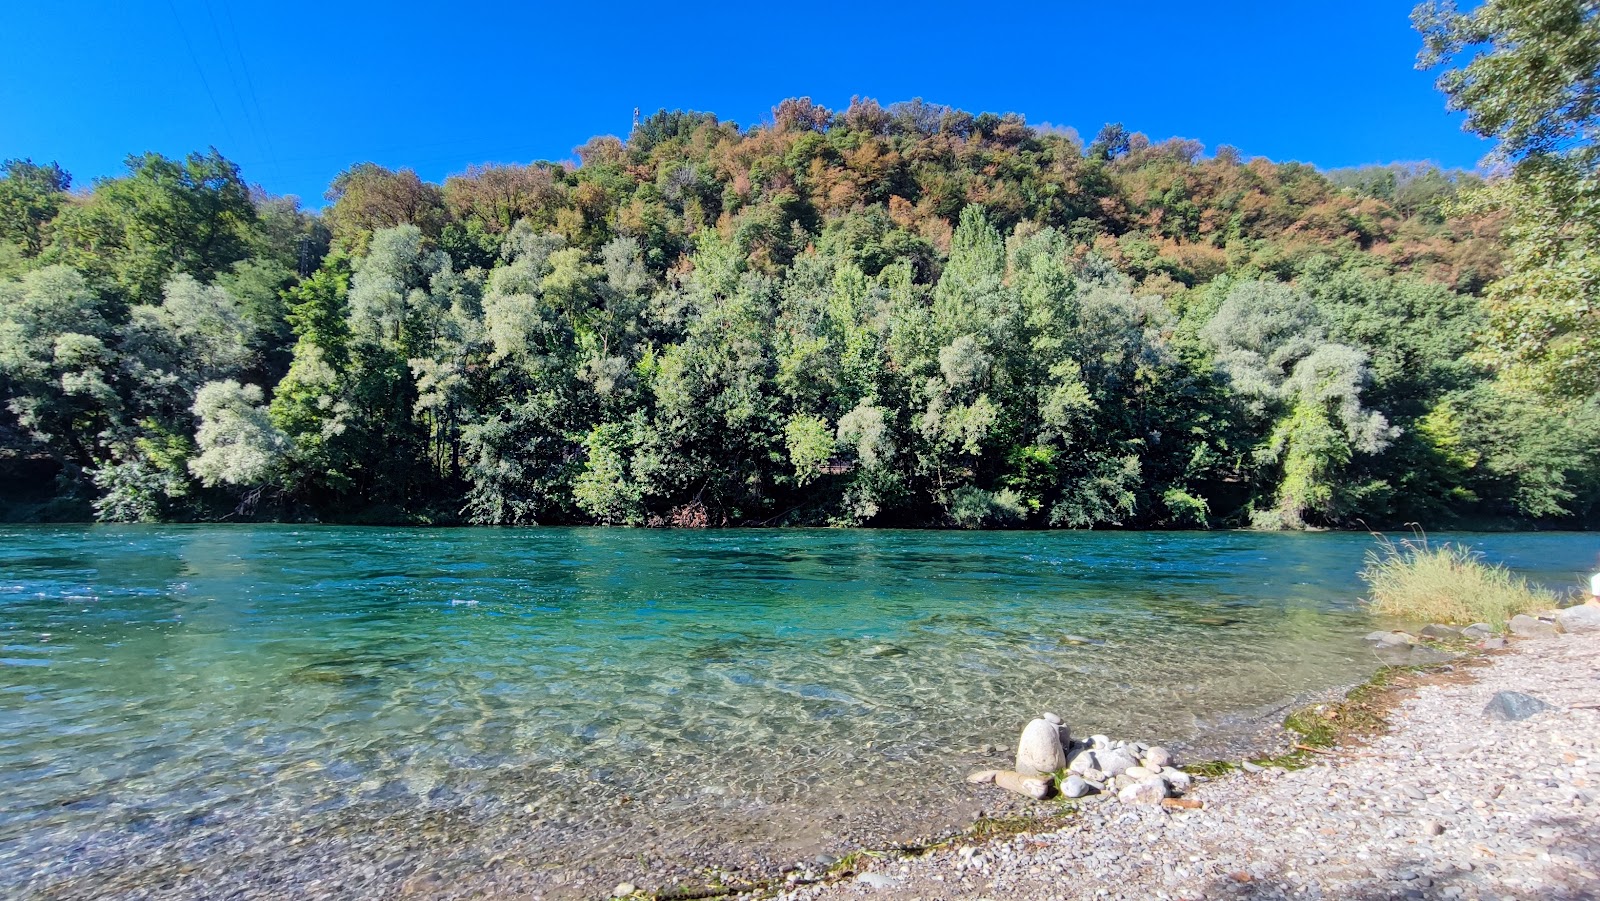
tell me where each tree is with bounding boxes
[443,163,567,234]
[1203,280,1394,527]
[188,380,289,489]
[0,265,118,463]
[1415,0,1600,163]
[48,150,257,305]
[0,159,70,255]
[1416,0,1600,397]
[324,163,446,255]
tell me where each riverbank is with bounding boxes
[773,628,1600,901]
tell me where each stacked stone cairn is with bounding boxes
[966,713,1191,806]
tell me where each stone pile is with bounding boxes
[967,713,1189,806]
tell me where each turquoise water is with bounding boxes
[0,526,1591,898]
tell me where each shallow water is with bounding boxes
[0,527,1590,898]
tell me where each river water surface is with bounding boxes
[0,527,1590,898]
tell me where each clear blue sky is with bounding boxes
[0,1,1488,206]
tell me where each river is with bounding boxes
[0,526,1590,898]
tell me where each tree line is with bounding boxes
[1,5,1596,528]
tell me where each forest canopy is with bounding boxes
[1,83,1595,528]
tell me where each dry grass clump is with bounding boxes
[1361,535,1559,626]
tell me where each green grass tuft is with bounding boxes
[1360,533,1559,627]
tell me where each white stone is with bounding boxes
[1162,768,1193,794]
[1098,748,1139,778]
[1062,774,1094,798]
[1016,718,1066,776]
[1118,778,1167,805]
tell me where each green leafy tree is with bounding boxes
[48,150,256,305]
[1416,0,1600,397]
[0,159,71,256]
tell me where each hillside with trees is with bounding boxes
[1,84,1595,527]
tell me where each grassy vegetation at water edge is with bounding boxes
[1361,536,1560,627]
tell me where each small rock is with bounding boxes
[1015,718,1066,776]
[966,769,999,784]
[1557,605,1600,634]
[1484,690,1551,721]
[993,769,1052,799]
[612,883,637,898]
[1461,622,1495,639]
[1161,769,1193,794]
[1242,761,1264,774]
[1042,712,1062,725]
[1118,778,1168,805]
[1420,623,1463,640]
[856,873,903,889]
[1062,775,1094,798]
[1068,750,1097,775]
[1090,734,1111,750]
[1509,614,1558,638]
[1480,637,1508,650]
[1365,630,1415,646]
[1143,747,1173,768]
[1422,820,1445,836]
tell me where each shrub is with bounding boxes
[1361,535,1559,626]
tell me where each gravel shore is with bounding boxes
[777,630,1600,901]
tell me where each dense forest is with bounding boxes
[1,2,1597,529]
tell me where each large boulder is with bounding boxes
[1509,614,1558,639]
[1557,605,1600,634]
[1015,717,1066,776]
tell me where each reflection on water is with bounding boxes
[0,526,1589,898]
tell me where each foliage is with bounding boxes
[1416,0,1600,400]
[1361,534,1560,625]
[0,91,1593,528]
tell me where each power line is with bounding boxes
[216,0,282,183]
[200,0,271,180]
[164,0,238,154]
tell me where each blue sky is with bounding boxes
[0,1,1488,206]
